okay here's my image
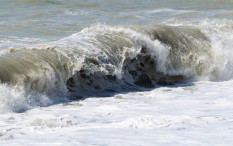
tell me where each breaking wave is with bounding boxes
[0,24,232,112]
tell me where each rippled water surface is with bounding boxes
[0,0,233,42]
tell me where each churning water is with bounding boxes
[0,1,233,145]
[0,0,233,112]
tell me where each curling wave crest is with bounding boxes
[0,24,232,112]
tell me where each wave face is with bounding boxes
[0,24,230,111]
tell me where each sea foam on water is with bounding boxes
[0,0,233,145]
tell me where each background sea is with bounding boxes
[0,0,233,145]
[1,0,233,49]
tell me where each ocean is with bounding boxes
[0,0,233,145]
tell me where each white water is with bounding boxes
[1,20,233,112]
[1,0,233,145]
[0,80,233,145]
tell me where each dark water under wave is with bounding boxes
[1,0,233,112]
[0,25,224,99]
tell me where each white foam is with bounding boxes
[0,80,233,145]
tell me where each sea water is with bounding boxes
[0,0,233,145]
